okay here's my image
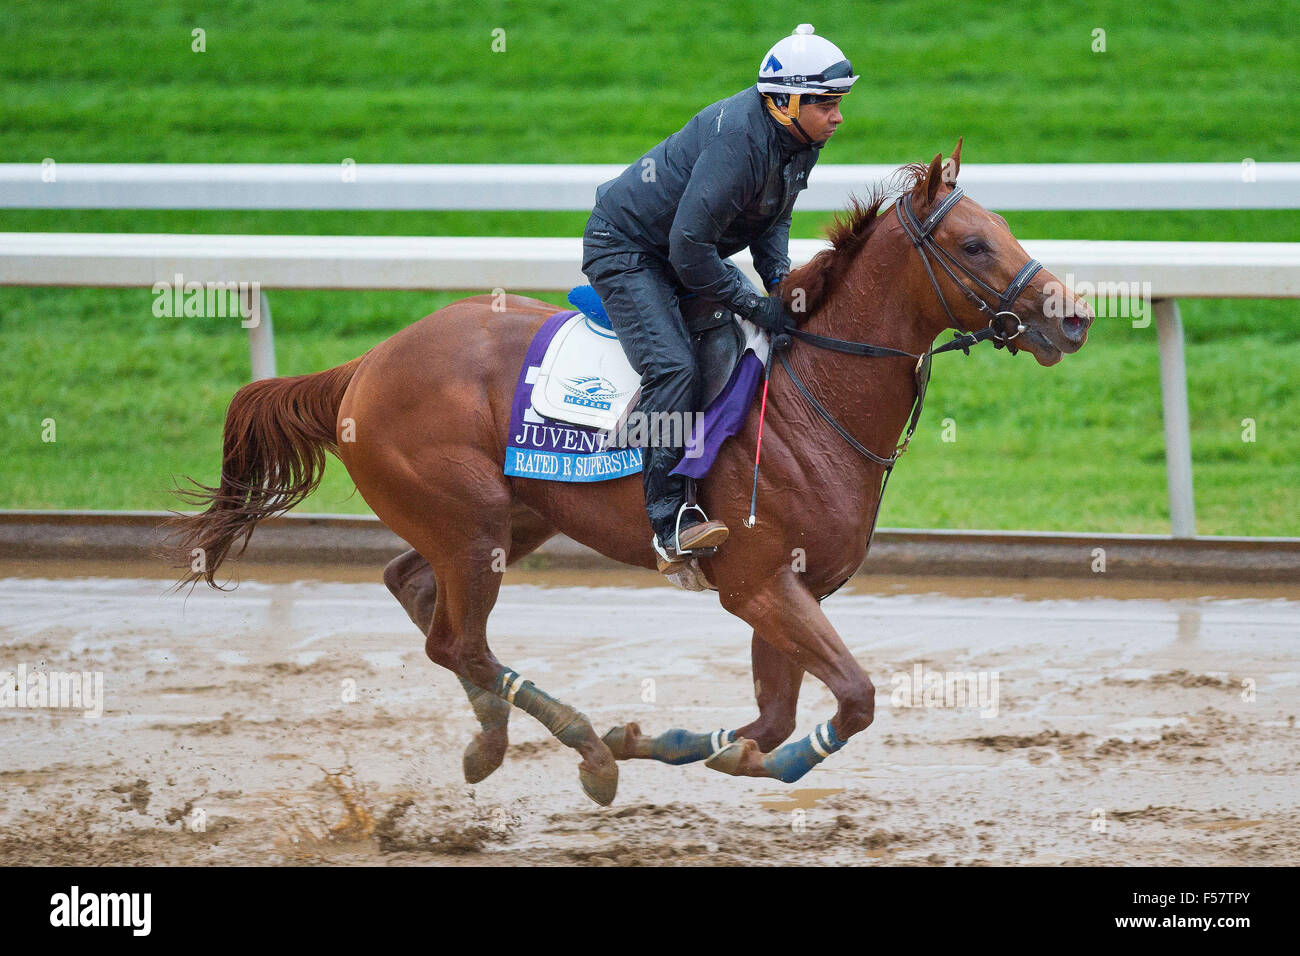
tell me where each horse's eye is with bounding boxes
[962,240,987,256]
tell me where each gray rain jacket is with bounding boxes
[591,86,821,318]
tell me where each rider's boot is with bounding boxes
[642,430,728,574]
[652,505,729,573]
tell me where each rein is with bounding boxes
[767,185,1044,553]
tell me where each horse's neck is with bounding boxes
[772,251,938,479]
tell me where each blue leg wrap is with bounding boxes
[648,728,734,765]
[458,675,510,727]
[761,721,847,784]
[494,667,591,749]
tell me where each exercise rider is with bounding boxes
[581,23,857,575]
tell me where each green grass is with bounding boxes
[2,0,1296,163]
[3,286,1295,535]
[1,0,1297,534]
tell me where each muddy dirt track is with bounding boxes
[1,561,1297,866]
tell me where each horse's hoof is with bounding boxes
[578,759,619,806]
[601,722,641,760]
[462,732,507,784]
[704,737,765,777]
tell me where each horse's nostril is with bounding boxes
[1061,314,1087,342]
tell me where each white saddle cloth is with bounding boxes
[529,311,770,431]
[528,314,641,430]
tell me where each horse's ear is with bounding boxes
[925,152,944,205]
[941,137,963,186]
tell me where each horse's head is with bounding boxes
[900,140,1093,366]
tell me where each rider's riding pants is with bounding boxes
[581,210,699,543]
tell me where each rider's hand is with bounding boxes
[743,295,796,335]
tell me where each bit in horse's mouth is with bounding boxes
[1024,326,1063,362]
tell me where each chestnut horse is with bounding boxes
[171,144,1092,805]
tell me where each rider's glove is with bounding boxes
[738,293,796,335]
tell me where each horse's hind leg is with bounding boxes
[383,507,557,784]
[604,629,804,764]
[384,549,512,783]
[403,495,618,805]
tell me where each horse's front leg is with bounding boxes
[706,571,874,783]
[736,633,804,751]
[602,630,804,764]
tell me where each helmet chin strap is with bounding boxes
[788,116,818,145]
[763,93,818,145]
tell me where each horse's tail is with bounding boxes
[167,356,363,589]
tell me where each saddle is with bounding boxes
[528,286,750,432]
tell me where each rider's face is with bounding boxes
[789,98,843,143]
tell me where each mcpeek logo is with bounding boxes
[49,886,151,936]
[561,375,623,411]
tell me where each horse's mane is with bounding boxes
[779,162,931,315]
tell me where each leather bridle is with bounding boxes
[895,185,1043,355]
[770,184,1045,556]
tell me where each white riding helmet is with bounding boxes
[756,24,857,97]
